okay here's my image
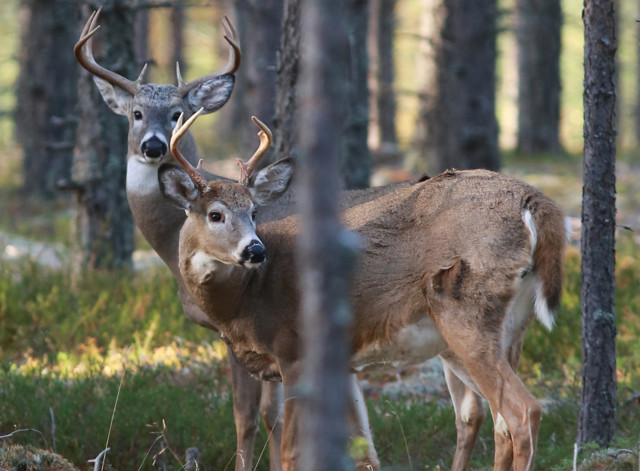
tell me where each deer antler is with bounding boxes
[170,108,209,192]
[74,8,146,95]
[177,16,241,96]
[236,117,273,186]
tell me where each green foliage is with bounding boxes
[0,361,273,470]
[0,258,210,364]
[0,444,79,471]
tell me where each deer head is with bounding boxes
[158,110,294,268]
[75,8,241,163]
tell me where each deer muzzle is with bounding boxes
[141,136,168,159]
[241,240,266,266]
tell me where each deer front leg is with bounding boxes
[261,381,284,470]
[442,363,485,471]
[228,346,263,471]
[347,374,380,470]
[280,367,302,471]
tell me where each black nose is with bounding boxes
[141,137,167,158]
[243,240,266,264]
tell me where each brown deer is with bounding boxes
[74,9,284,470]
[159,111,566,471]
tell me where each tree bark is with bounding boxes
[425,0,500,173]
[232,0,283,166]
[516,0,563,154]
[170,4,185,80]
[273,0,300,163]
[578,0,617,448]
[368,0,398,161]
[342,0,370,190]
[298,0,353,469]
[72,2,135,270]
[16,0,79,198]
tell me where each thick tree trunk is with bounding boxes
[16,0,79,198]
[298,0,353,469]
[273,0,300,163]
[133,7,149,69]
[368,0,398,161]
[342,0,370,190]
[578,0,617,448]
[232,0,283,165]
[427,0,500,173]
[516,0,563,154]
[170,5,185,79]
[72,3,135,270]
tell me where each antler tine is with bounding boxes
[177,16,242,96]
[74,8,140,95]
[170,108,210,192]
[236,116,272,186]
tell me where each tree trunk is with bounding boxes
[368,0,398,162]
[410,0,441,175]
[426,0,500,173]
[516,0,563,154]
[170,4,185,80]
[298,0,353,469]
[342,0,370,190]
[578,0,617,448]
[133,7,149,69]
[273,0,301,163]
[71,3,135,270]
[232,0,283,166]
[16,0,79,199]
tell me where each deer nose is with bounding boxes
[141,136,167,158]
[242,240,266,265]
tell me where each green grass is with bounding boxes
[1,226,640,470]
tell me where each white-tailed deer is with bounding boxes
[74,10,284,471]
[159,112,566,471]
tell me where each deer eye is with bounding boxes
[171,111,182,122]
[133,110,143,120]
[252,210,257,221]
[209,211,223,223]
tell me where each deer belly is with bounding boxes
[232,346,282,381]
[352,317,447,373]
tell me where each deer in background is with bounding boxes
[74,9,283,470]
[159,110,566,471]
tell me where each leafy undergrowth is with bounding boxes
[1,246,640,470]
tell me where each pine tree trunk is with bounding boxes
[342,0,370,190]
[516,0,562,154]
[232,0,282,165]
[72,3,135,270]
[428,0,500,173]
[16,0,79,199]
[578,0,617,448]
[298,0,353,468]
[368,0,398,162]
[170,5,185,79]
[273,0,300,163]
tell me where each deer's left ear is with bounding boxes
[158,163,200,211]
[185,74,235,115]
[250,158,295,206]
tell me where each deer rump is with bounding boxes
[193,168,564,388]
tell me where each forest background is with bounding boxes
[0,0,639,469]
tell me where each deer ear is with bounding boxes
[93,76,133,116]
[185,74,235,115]
[158,164,200,211]
[250,158,295,206]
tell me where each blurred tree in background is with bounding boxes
[16,0,79,199]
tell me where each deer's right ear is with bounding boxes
[93,77,133,116]
[158,164,200,211]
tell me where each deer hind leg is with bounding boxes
[260,381,284,470]
[438,327,541,471]
[347,374,380,470]
[228,346,262,471]
[443,364,485,471]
